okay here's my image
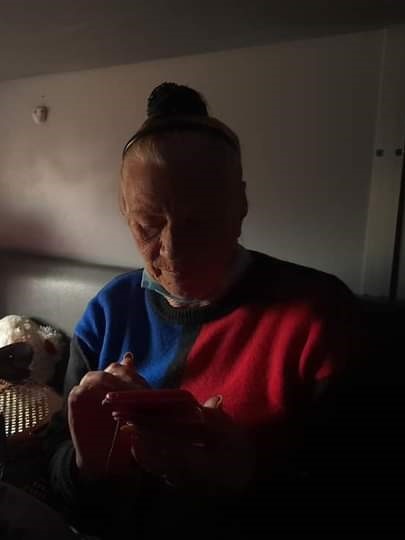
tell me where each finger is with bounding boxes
[121,352,134,367]
[118,353,139,381]
[80,370,118,387]
[203,395,223,409]
[78,371,136,396]
[79,370,111,386]
[68,382,106,409]
[104,355,149,388]
[104,353,134,374]
[104,362,121,374]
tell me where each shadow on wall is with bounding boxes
[0,204,74,258]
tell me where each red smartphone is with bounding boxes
[102,389,204,426]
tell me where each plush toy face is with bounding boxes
[0,315,65,384]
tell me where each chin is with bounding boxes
[163,276,222,302]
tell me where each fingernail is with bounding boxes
[123,352,134,363]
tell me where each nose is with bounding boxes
[159,220,183,260]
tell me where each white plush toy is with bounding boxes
[0,315,65,384]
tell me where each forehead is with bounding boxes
[122,134,240,209]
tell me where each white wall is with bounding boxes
[0,30,382,293]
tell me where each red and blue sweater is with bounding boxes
[65,250,355,431]
[50,250,357,518]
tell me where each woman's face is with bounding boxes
[122,135,247,301]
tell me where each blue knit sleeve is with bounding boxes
[72,270,143,371]
[74,295,106,366]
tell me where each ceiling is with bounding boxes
[0,0,403,82]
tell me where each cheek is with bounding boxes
[131,230,160,261]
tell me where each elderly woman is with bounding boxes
[49,83,357,538]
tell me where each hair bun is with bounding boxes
[147,82,208,119]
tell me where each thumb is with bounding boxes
[203,395,223,409]
[122,352,149,389]
[121,352,135,368]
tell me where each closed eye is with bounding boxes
[136,222,162,241]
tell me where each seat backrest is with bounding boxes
[0,251,130,337]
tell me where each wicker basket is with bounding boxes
[0,379,62,443]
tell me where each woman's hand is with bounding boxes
[130,395,254,495]
[67,353,148,479]
[103,353,148,388]
[68,355,253,494]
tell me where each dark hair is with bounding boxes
[147,82,208,118]
[122,82,240,158]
